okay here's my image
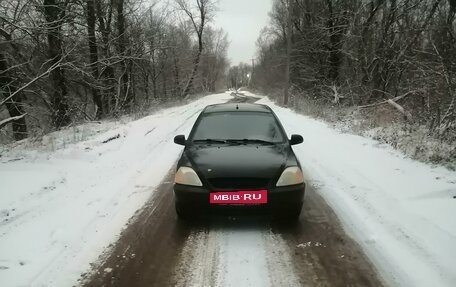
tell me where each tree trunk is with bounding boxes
[179,0,211,98]
[181,38,202,97]
[95,0,116,113]
[211,64,219,92]
[143,69,149,101]
[325,0,348,84]
[162,69,168,99]
[0,53,27,140]
[152,52,158,99]
[283,0,292,106]
[173,54,181,97]
[43,0,71,128]
[115,0,132,109]
[86,0,103,119]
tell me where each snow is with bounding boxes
[1,91,455,287]
[0,93,232,287]
[217,229,270,286]
[256,96,456,287]
[174,225,300,287]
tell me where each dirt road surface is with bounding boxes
[81,170,384,287]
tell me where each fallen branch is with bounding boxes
[144,127,156,136]
[0,113,27,130]
[328,85,344,104]
[386,99,412,120]
[102,134,120,144]
[358,90,421,108]
[357,90,422,120]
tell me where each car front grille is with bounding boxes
[208,178,270,190]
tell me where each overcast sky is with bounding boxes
[212,0,272,66]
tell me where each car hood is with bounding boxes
[184,144,289,179]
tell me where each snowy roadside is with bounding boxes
[252,95,456,287]
[286,94,456,170]
[0,93,232,287]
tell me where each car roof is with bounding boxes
[202,103,272,114]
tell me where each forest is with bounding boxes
[0,0,228,141]
[2,0,456,152]
[230,0,456,148]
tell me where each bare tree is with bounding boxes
[254,0,456,138]
[200,27,229,92]
[114,0,131,109]
[43,0,71,128]
[95,0,116,113]
[86,0,103,119]
[176,0,216,97]
[283,0,292,105]
[0,0,229,142]
[0,52,27,140]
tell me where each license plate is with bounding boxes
[210,190,267,204]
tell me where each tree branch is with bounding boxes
[0,113,27,130]
[0,57,64,107]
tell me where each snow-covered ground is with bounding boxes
[252,95,456,287]
[0,93,232,287]
[1,91,455,287]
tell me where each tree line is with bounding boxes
[0,0,228,141]
[252,0,456,138]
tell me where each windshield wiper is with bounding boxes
[226,139,276,145]
[193,139,227,144]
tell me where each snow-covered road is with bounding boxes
[1,92,455,287]
[0,93,232,286]
[174,220,301,287]
[83,171,382,287]
[257,95,456,287]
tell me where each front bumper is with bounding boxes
[174,183,305,214]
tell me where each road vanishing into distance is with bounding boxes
[81,96,384,287]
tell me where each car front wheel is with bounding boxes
[175,202,191,220]
[276,204,302,221]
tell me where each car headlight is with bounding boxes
[276,167,304,186]
[175,167,203,186]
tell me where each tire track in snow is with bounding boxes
[173,229,221,287]
[173,219,300,287]
[262,231,301,287]
[215,227,270,287]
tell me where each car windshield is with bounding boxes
[191,112,285,143]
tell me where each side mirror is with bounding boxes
[174,135,186,146]
[289,134,303,145]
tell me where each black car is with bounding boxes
[173,103,305,219]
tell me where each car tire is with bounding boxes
[277,204,302,221]
[175,202,190,220]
